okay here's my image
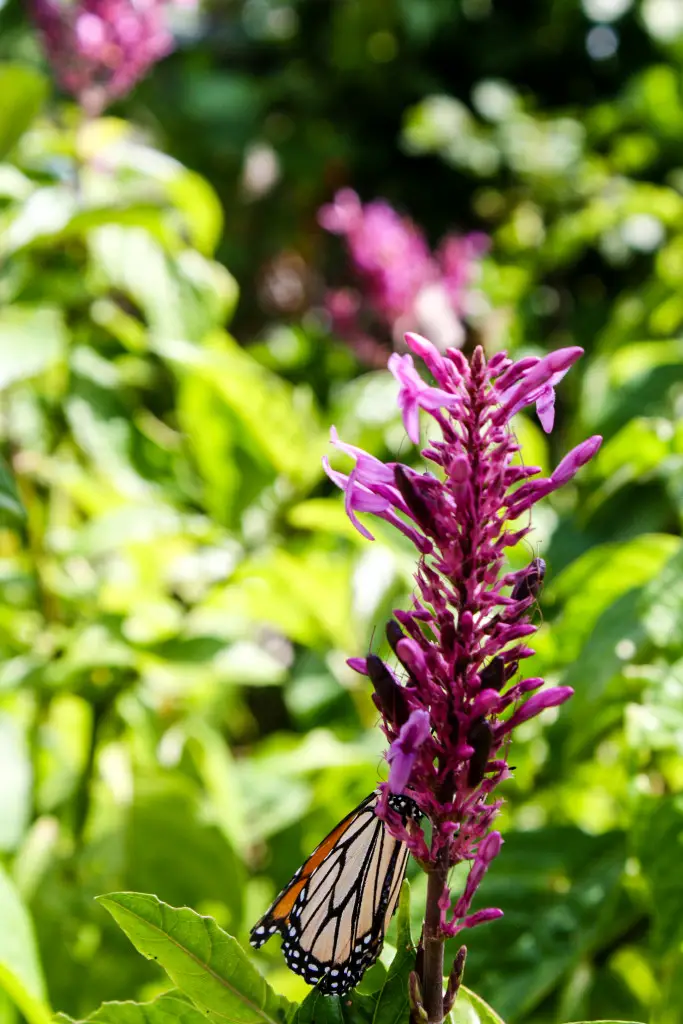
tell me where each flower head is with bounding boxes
[326,335,601,937]
[319,189,488,361]
[31,0,189,114]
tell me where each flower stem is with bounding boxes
[423,857,448,1023]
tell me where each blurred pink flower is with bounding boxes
[319,188,488,358]
[31,0,190,114]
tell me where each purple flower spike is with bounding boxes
[324,338,599,963]
[31,0,191,115]
[387,709,431,794]
[319,190,488,361]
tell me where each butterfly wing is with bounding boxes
[250,791,420,995]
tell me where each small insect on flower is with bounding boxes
[250,791,423,995]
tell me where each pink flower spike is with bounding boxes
[32,0,182,114]
[319,338,600,962]
[551,435,602,486]
[387,709,431,794]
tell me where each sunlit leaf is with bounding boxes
[0,65,47,158]
[71,993,207,1024]
[156,334,324,489]
[0,307,66,389]
[97,893,293,1024]
[0,457,25,525]
[451,987,506,1024]
[0,865,51,1024]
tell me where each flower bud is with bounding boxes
[467,718,493,787]
[385,619,404,654]
[444,946,468,1016]
[366,654,410,727]
[409,971,428,1022]
[479,655,505,691]
[394,465,434,532]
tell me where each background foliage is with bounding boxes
[0,0,681,1022]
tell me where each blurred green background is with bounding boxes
[0,1,682,1022]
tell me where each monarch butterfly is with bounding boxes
[250,790,422,995]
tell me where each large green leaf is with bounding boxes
[443,828,633,1021]
[0,65,47,158]
[121,777,245,930]
[640,543,683,650]
[633,795,683,954]
[546,534,681,664]
[73,993,208,1024]
[0,866,51,1024]
[97,893,293,1024]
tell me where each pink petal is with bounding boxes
[551,435,602,486]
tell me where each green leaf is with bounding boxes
[0,307,66,389]
[293,989,372,1024]
[165,169,224,257]
[0,457,25,525]
[122,776,245,929]
[561,1021,646,1023]
[640,543,683,649]
[633,795,683,954]
[546,534,680,664]
[448,828,633,1021]
[0,713,31,850]
[0,865,51,1024]
[97,893,293,1024]
[156,334,324,489]
[451,987,505,1024]
[369,882,414,1024]
[0,65,47,158]
[79,993,209,1024]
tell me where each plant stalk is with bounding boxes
[423,857,448,1023]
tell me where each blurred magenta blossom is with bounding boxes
[318,188,489,362]
[325,333,601,948]
[31,0,192,114]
